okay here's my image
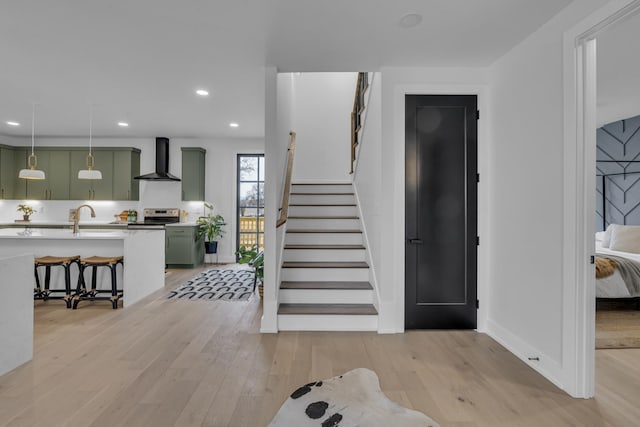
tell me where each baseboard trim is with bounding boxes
[486,318,565,392]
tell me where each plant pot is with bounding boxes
[204,241,218,254]
[22,214,30,221]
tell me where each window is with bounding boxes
[237,154,264,252]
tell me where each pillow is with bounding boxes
[609,225,640,253]
[601,224,620,248]
[595,231,605,242]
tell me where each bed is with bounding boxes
[595,226,640,300]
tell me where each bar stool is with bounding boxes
[34,255,81,308]
[73,256,124,310]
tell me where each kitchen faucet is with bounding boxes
[73,204,96,234]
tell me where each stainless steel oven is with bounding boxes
[126,208,180,229]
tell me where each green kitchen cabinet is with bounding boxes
[181,147,206,201]
[25,149,70,200]
[69,149,114,200]
[165,225,204,268]
[0,145,26,199]
[113,148,141,200]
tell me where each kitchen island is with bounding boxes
[0,228,165,307]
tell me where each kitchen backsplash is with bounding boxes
[0,199,206,223]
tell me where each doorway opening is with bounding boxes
[237,154,265,254]
[568,0,640,398]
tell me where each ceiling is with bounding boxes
[597,10,640,127]
[0,0,572,138]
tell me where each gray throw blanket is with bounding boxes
[596,254,640,296]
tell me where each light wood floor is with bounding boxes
[1,265,639,427]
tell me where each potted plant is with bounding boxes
[236,244,264,298]
[17,204,34,221]
[197,203,226,254]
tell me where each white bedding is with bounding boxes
[596,240,637,298]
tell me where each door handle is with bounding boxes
[408,238,423,244]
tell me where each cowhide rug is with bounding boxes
[269,368,440,427]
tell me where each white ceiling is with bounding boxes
[0,0,572,138]
[597,10,640,127]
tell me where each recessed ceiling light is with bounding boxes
[6,121,20,126]
[118,122,129,127]
[229,122,239,128]
[196,89,209,96]
[398,13,423,29]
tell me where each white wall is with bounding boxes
[261,69,296,332]
[377,67,490,335]
[0,135,263,263]
[487,0,609,395]
[352,72,383,324]
[291,72,357,183]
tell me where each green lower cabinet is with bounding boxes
[165,226,204,268]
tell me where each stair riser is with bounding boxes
[286,218,361,230]
[288,205,358,216]
[278,314,378,331]
[291,184,353,194]
[279,289,373,304]
[289,194,355,205]
[285,233,363,245]
[283,248,366,262]
[280,267,369,282]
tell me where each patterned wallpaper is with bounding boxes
[596,114,640,231]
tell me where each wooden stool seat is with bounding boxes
[35,255,80,265]
[81,256,124,265]
[34,255,81,308]
[74,256,124,309]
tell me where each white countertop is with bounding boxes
[0,228,155,239]
[1,220,126,227]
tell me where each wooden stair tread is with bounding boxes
[287,216,359,219]
[284,244,365,250]
[280,281,372,290]
[286,229,362,234]
[278,303,377,315]
[282,261,368,268]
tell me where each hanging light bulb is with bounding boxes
[18,104,46,180]
[78,105,102,180]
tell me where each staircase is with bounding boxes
[277,182,378,331]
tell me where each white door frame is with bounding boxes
[563,0,640,398]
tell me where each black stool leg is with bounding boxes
[91,266,98,298]
[73,263,85,309]
[63,262,72,308]
[110,264,118,309]
[43,265,51,300]
[34,264,41,298]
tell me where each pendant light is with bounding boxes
[78,105,102,180]
[18,104,46,180]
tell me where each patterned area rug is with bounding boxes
[269,368,440,427]
[167,268,256,301]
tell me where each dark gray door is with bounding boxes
[405,95,477,329]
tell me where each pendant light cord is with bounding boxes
[89,105,93,156]
[31,104,35,156]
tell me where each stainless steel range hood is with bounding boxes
[134,137,180,181]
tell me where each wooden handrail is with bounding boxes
[276,131,296,228]
[350,72,368,174]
